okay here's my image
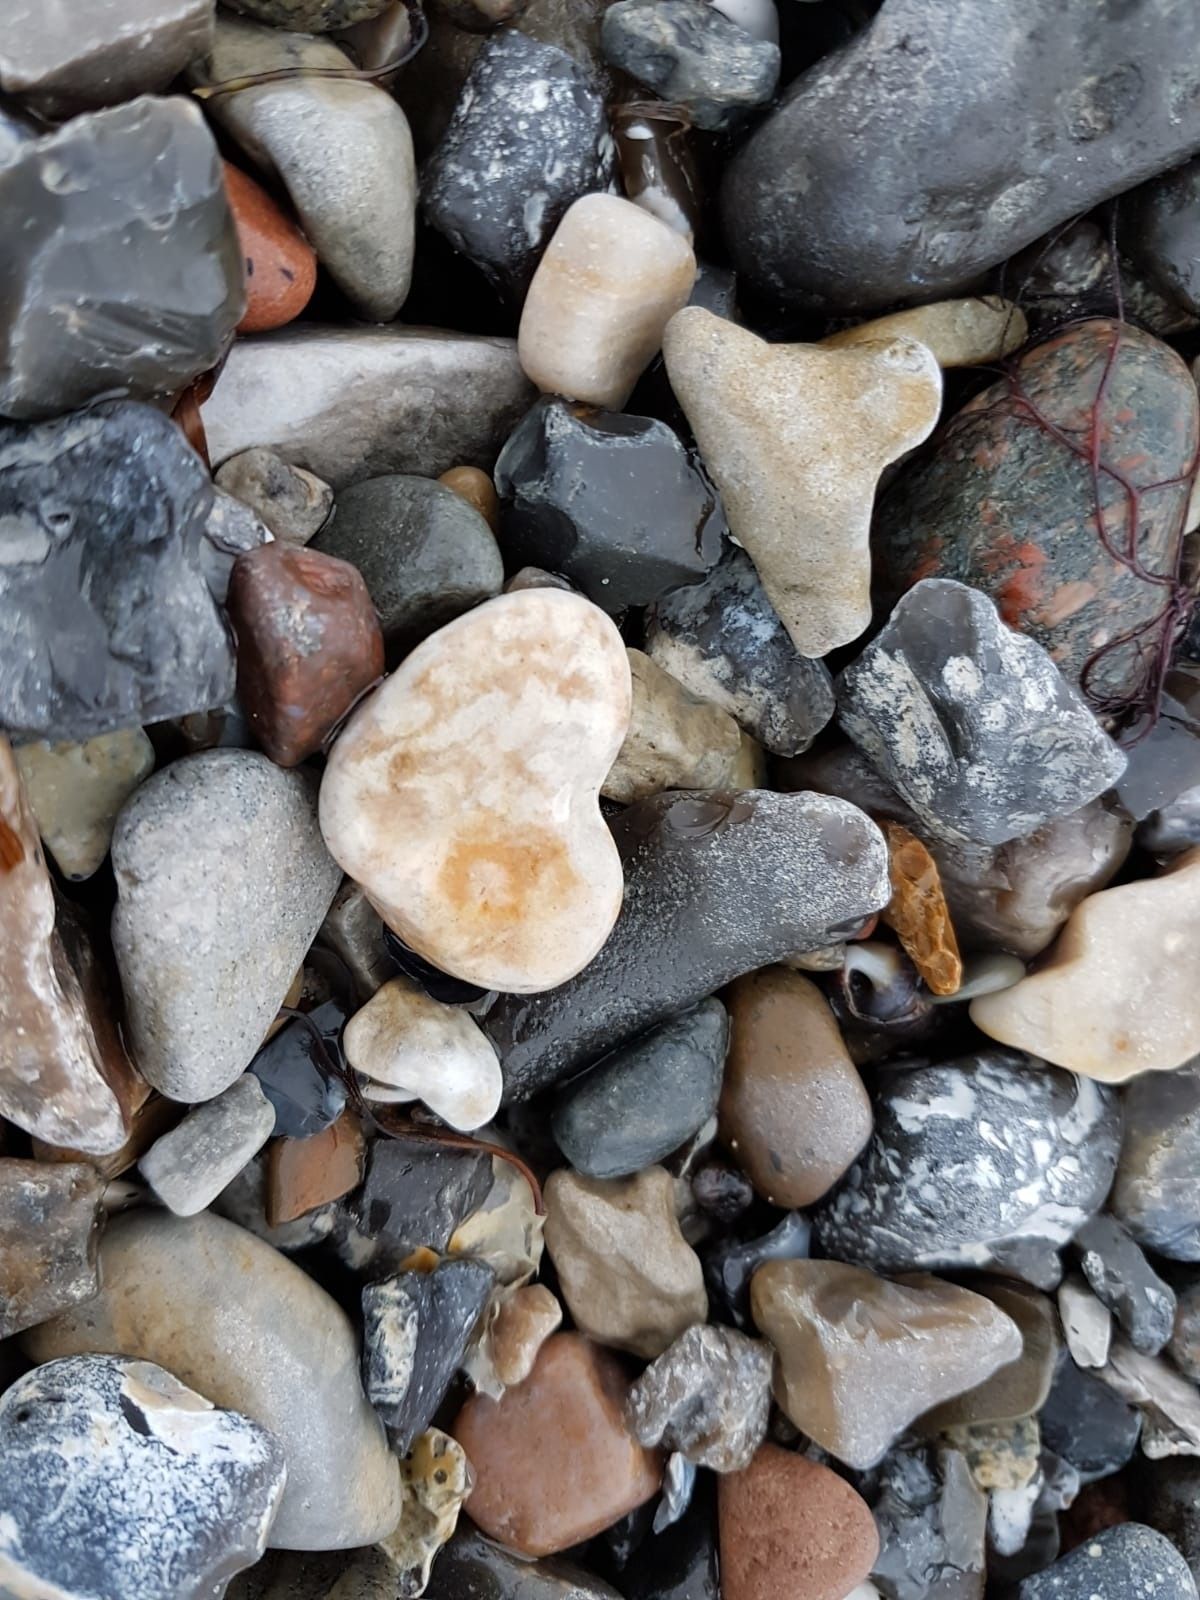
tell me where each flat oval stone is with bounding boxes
[319,590,631,993]
[223,161,317,334]
[139,1074,276,1218]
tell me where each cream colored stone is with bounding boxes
[971,847,1200,1080]
[663,308,942,658]
[519,194,696,410]
[544,1166,708,1359]
[15,728,154,880]
[823,297,1028,367]
[320,590,631,994]
[379,1429,473,1596]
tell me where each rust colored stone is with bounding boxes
[719,1444,879,1600]
[266,1112,366,1227]
[880,820,962,996]
[439,465,499,531]
[223,161,317,334]
[227,542,385,768]
[451,1332,662,1556]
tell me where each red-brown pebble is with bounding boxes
[719,1444,879,1600]
[223,161,317,334]
[226,543,384,768]
[451,1331,662,1557]
[266,1112,365,1227]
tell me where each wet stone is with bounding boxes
[14,729,156,881]
[225,0,392,25]
[1113,1058,1200,1259]
[602,0,777,130]
[1058,1277,1113,1371]
[215,449,333,547]
[0,1159,103,1339]
[250,998,349,1140]
[919,1282,1059,1432]
[702,1210,809,1329]
[880,821,962,996]
[943,1415,1040,1492]
[823,297,1028,369]
[440,466,499,532]
[139,1074,276,1217]
[611,102,704,242]
[266,1111,365,1228]
[224,160,316,335]
[690,1159,754,1226]
[1017,1522,1197,1600]
[427,1523,625,1600]
[1097,1336,1200,1459]
[622,1481,718,1600]
[1171,1283,1200,1383]
[1126,156,1200,318]
[341,1135,493,1273]
[1075,1214,1176,1355]
[1038,1352,1143,1482]
[625,1324,772,1473]
[863,1444,988,1600]
[490,1284,564,1389]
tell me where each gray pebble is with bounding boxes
[1074,1214,1176,1356]
[1112,1058,1200,1260]
[601,0,779,131]
[1017,1522,1197,1600]
[216,449,333,546]
[625,1324,772,1472]
[140,1074,277,1217]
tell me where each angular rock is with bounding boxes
[663,308,941,658]
[1172,1284,1200,1383]
[23,1208,402,1551]
[0,97,242,420]
[1126,156,1200,316]
[812,1051,1121,1288]
[611,101,704,241]
[0,1160,103,1339]
[249,998,348,1140]
[1098,1337,1200,1459]
[918,1283,1059,1431]
[340,1134,493,1271]
[266,1112,365,1228]
[823,297,1028,368]
[1038,1352,1143,1481]
[0,1354,286,1600]
[602,0,778,130]
[1017,1522,1197,1600]
[864,1445,988,1600]
[625,1325,772,1473]
[1113,1059,1200,1258]
[201,490,271,607]
[1059,1278,1113,1370]
[880,821,962,995]
[690,1159,754,1226]
[139,1074,276,1217]
[702,1210,809,1329]
[14,729,155,881]
[1075,1214,1176,1355]
[487,788,890,1100]
[494,398,724,612]
[216,449,333,546]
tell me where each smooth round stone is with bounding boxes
[823,296,1027,367]
[216,449,333,546]
[1017,1522,1197,1600]
[14,728,155,880]
[22,1210,402,1551]
[1113,1059,1200,1259]
[439,466,499,531]
[490,1285,564,1389]
[1039,1352,1142,1481]
[223,161,316,334]
[1143,1460,1200,1587]
[319,590,631,994]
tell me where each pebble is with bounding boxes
[551,998,727,1180]
[865,1444,987,1600]
[344,976,502,1131]
[424,1523,625,1600]
[0,402,234,742]
[601,0,779,130]
[249,997,348,1140]
[215,449,333,546]
[490,1284,564,1389]
[222,161,316,336]
[1074,1214,1176,1356]
[812,1051,1121,1289]
[519,194,696,410]
[823,297,1028,367]
[439,465,499,530]
[751,1259,1021,1469]
[319,882,394,1005]
[544,1166,707,1359]
[452,1332,662,1557]
[340,1134,493,1272]
[718,1444,879,1600]
[971,848,1200,1080]
[625,1324,772,1472]
[0,97,242,420]
[703,1210,810,1329]
[1143,1460,1200,1588]
[879,821,962,996]
[486,789,890,1100]
[0,1160,103,1338]
[837,579,1126,847]
[267,1112,365,1228]
[1126,156,1200,317]
[193,15,416,322]
[1038,1352,1143,1481]
[139,1074,276,1217]
[1097,1337,1200,1459]
[719,966,871,1207]
[1017,1522,1198,1600]
[14,728,155,880]
[25,1208,401,1550]
[0,1353,286,1600]
[611,103,704,241]
[662,307,941,658]
[224,0,392,26]
[1172,1284,1200,1382]
[1112,1059,1200,1259]
[919,1282,1059,1431]
[321,590,629,992]
[227,542,385,768]
[312,473,503,658]
[945,1415,1041,1493]
[423,30,613,300]
[494,397,724,612]
[1058,1278,1114,1371]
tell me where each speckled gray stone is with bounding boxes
[1112,1058,1200,1260]
[223,0,390,27]
[1017,1522,1197,1600]
[0,1353,286,1600]
[1075,1214,1176,1355]
[601,0,779,131]
[862,1444,987,1600]
[111,751,341,1104]
[140,1074,277,1217]
[215,449,333,546]
[1126,156,1200,318]
[625,1324,772,1472]
[0,1160,103,1340]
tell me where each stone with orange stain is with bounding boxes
[266,1113,365,1228]
[223,161,316,334]
[880,819,962,996]
[319,590,632,993]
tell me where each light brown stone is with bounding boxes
[822,297,1028,367]
[379,1429,472,1594]
[719,967,871,1207]
[880,820,962,995]
[919,1283,1059,1431]
[543,1166,707,1359]
[266,1112,366,1227]
[451,1332,662,1556]
[491,1284,563,1388]
[439,465,499,532]
[14,728,155,880]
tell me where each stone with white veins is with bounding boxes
[15,729,156,880]
[1057,1277,1113,1370]
[662,307,941,658]
[0,1354,286,1600]
[140,1074,277,1217]
[836,580,1127,847]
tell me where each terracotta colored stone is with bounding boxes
[720,967,872,1207]
[266,1112,365,1227]
[880,820,962,996]
[719,1444,879,1600]
[227,542,385,768]
[451,1332,662,1556]
[439,465,499,532]
[224,161,317,334]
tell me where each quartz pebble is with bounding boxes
[0,1159,103,1338]
[224,160,317,334]
[519,194,696,410]
[139,1074,276,1217]
[880,821,962,996]
[824,297,1028,367]
[919,1282,1059,1431]
[1059,1278,1114,1371]
[1112,1059,1200,1259]
[490,1284,564,1389]
[14,729,155,881]
[1075,1214,1176,1356]
[215,449,333,546]
[601,0,779,131]
[1017,1522,1198,1600]
[663,308,941,658]
[625,1324,772,1472]
[266,1112,365,1227]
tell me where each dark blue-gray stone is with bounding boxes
[339,1136,494,1274]
[859,1444,987,1600]
[1125,155,1200,316]
[250,999,348,1141]
[702,1210,809,1329]
[1074,1213,1176,1355]
[1112,1059,1200,1260]
[1038,1351,1143,1481]
[1018,1522,1197,1600]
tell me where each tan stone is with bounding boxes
[919,1283,1058,1431]
[750,1259,1022,1469]
[379,1429,472,1594]
[971,847,1200,1079]
[491,1284,563,1388]
[439,465,499,532]
[544,1166,707,1359]
[823,296,1028,367]
[14,728,155,880]
[319,590,631,994]
[451,1332,662,1556]
[266,1113,366,1228]
[719,967,871,1207]
[943,1415,1041,1490]
[880,820,962,995]
[663,307,941,658]
[519,194,696,410]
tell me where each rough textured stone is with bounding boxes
[864,1444,988,1600]
[216,449,333,546]
[0,1354,286,1600]
[1039,1351,1143,1480]
[606,651,760,803]
[945,1415,1040,1491]
[1075,1214,1176,1355]
[1097,1337,1200,1459]
[14,729,155,882]
[918,1283,1059,1430]
[625,1325,772,1472]
[1017,1522,1197,1600]
[703,1210,809,1329]
[0,1160,103,1338]
[663,308,941,658]
[23,1209,402,1551]
[225,0,390,27]
[1126,157,1200,316]
[601,0,778,131]
[880,821,962,995]
[139,1074,276,1217]
[1113,1059,1200,1259]
[824,297,1028,368]
[224,161,317,334]
[1173,1284,1200,1382]
[1059,1278,1113,1370]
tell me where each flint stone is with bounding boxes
[1017,1522,1198,1600]
[1126,157,1200,316]
[1097,1337,1200,1459]
[1075,1214,1176,1355]
[601,0,779,131]
[1038,1352,1142,1481]
[339,1135,494,1273]
[863,1445,987,1600]
[249,998,348,1140]
[0,1159,103,1339]
[1112,1058,1200,1259]
[421,1524,625,1600]
[625,1324,772,1472]
[703,1210,810,1329]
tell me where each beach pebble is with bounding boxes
[249,998,348,1141]
[267,1112,365,1228]
[1039,1352,1143,1482]
[824,296,1027,367]
[601,0,779,130]
[703,1210,810,1329]
[489,1285,564,1390]
[625,1324,772,1472]
[0,1159,103,1339]
[139,1074,276,1217]
[439,466,499,531]
[865,1444,988,1600]
[1112,1059,1200,1259]
[1017,1522,1198,1600]
[1059,1278,1114,1371]
[339,1135,493,1273]
[225,0,391,28]
[879,820,962,996]
[223,160,316,334]
[1074,1214,1177,1355]
[918,1282,1059,1431]
[215,449,333,546]
[14,729,155,881]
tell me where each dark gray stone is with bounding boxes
[551,999,728,1179]
[1038,1351,1143,1481]
[720,0,1200,313]
[423,31,612,300]
[836,579,1126,847]
[1112,1059,1200,1260]
[430,1525,625,1600]
[812,1050,1122,1288]
[0,402,235,742]
[494,399,725,614]
[1075,1214,1177,1356]
[1170,1282,1200,1383]
[485,788,890,1101]
[313,474,503,658]
[0,96,242,421]
[1017,1522,1197,1600]
[646,545,835,757]
[624,1324,772,1472]
[0,1160,103,1339]
[702,1210,809,1329]
[861,1445,987,1600]
[1139,785,1200,859]
[600,0,779,132]
[1143,1459,1200,1587]
[0,1353,286,1600]
[340,1136,494,1273]
[250,999,349,1140]
[1126,156,1200,316]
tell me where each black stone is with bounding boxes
[495,399,725,614]
[551,999,728,1179]
[1108,664,1200,822]
[612,102,704,244]
[1141,1459,1200,1587]
[342,1136,494,1272]
[859,1444,987,1600]
[1017,1522,1195,1600]
[702,1211,810,1329]
[624,1476,718,1600]
[645,545,835,757]
[1125,155,1200,316]
[250,1000,349,1140]
[690,1159,755,1225]
[0,402,235,742]
[430,1525,624,1600]
[1038,1352,1143,1482]
[1074,1214,1177,1356]
[1112,1061,1200,1261]
[383,927,491,1007]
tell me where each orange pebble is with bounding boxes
[223,162,317,334]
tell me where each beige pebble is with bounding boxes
[15,729,154,880]
[823,296,1028,367]
[439,465,499,532]
[519,193,696,410]
[491,1284,564,1388]
[379,1429,473,1594]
